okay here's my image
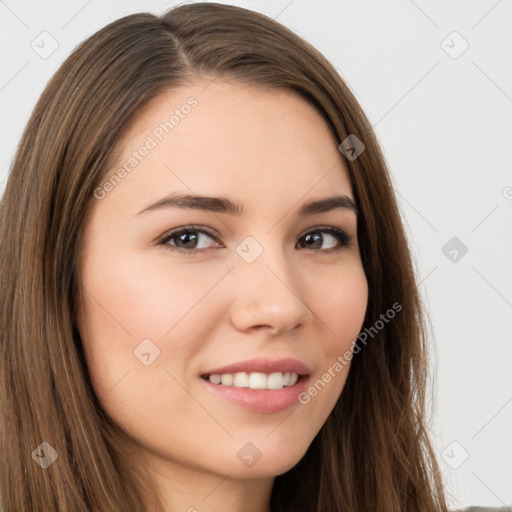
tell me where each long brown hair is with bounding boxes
[0,3,449,511]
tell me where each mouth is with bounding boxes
[200,371,302,390]
[198,358,311,413]
[199,357,311,390]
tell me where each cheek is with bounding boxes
[77,249,231,396]
[80,247,230,339]
[292,262,367,420]
[311,262,368,350]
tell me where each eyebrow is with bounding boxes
[136,193,358,217]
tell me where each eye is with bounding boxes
[296,227,352,253]
[159,225,221,254]
[158,225,352,255]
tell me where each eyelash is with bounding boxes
[158,224,352,256]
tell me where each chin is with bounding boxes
[226,441,311,479]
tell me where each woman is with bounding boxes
[0,2,506,511]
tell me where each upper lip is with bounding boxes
[201,357,311,377]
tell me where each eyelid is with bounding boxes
[298,224,348,239]
[158,224,221,243]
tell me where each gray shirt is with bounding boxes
[455,508,512,512]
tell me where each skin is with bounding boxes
[77,79,368,512]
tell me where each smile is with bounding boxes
[202,371,299,389]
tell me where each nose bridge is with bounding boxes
[229,232,312,333]
[235,232,293,289]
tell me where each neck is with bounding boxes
[142,452,274,512]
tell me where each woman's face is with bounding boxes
[77,80,368,482]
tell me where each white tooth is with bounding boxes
[233,372,249,387]
[215,371,298,388]
[209,374,222,384]
[267,372,284,389]
[221,374,233,386]
[248,372,268,389]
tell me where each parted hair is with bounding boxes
[0,3,448,511]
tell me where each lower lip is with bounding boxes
[200,376,310,414]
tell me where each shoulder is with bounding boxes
[453,507,512,512]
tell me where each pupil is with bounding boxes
[180,232,198,248]
[304,233,321,249]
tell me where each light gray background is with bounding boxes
[1,0,511,509]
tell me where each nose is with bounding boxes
[228,244,313,336]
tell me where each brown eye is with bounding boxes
[158,225,352,256]
[296,227,351,252]
[159,226,221,253]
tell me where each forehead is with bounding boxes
[97,80,353,217]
